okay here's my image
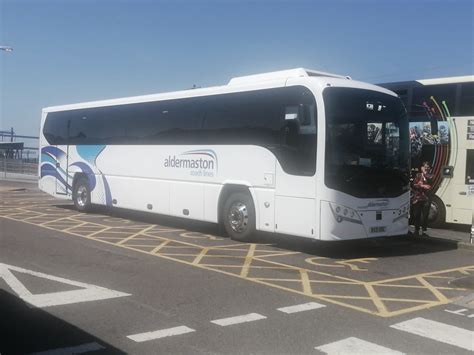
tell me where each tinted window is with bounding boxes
[43,86,317,176]
[324,87,409,198]
[411,84,457,118]
[459,83,474,116]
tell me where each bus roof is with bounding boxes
[227,68,351,85]
[416,75,473,86]
[379,75,473,87]
[43,68,391,113]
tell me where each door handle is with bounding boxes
[56,162,60,168]
[459,191,467,195]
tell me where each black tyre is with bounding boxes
[73,177,92,212]
[428,195,446,228]
[222,192,256,242]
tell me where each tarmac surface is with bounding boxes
[1,180,473,354]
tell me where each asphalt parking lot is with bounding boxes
[1,180,473,354]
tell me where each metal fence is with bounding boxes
[1,158,38,178]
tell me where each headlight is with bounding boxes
[329,202,361,224]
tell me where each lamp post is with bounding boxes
[0,46,13,52]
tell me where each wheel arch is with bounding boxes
[217,183,257,226]
[71,172,89,192]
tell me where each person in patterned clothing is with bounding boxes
[411,162,432,236]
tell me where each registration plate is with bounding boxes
[370,226,386,233]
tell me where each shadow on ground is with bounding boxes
[53,204,461,260]
[0,290,124,355]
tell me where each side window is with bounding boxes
[459,83,474,116]
[412,84,456,120]
[69,106,129,145]
[43,113,69,145]
[157,99,205,144]
[278,87,317,176]
[466,149,474,185]
[202,90,282,145]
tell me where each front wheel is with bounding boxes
[222,192,256,242]
[73,177,92,212]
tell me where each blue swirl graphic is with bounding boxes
[41,146,66,160]
[40,164,72,191]
[76,145,106,166]
[70,162,97,191]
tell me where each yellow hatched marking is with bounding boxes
[254,278,359,285]
[315,294,372,300]
[95,236,131,240]
[424,275,455,279]
[160,253,202,257]
[2,199,473,318]
[253,255,366,285]
[86,227,112,237]
[21,213,46,221]
[364,284,389,316]
[240,244,257,278]
[148,228,186,233]
[300,270,312,294]
[192,247,210,265]
[150,240,172,254]
[255,251,301,258]
[62,222,93,232]
[380,298,439,304]
[337,258,377,271]
[415,276,449,303]
[116,225,156,245]
[201,265,290,269]
[371,265,474,285]
[125,244,160,248]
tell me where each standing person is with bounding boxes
[411,162,432,236]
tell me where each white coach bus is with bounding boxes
[39,68,410,241]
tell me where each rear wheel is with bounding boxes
[73,177,92,212]
[222,192,256,242]
[428,195,445,228]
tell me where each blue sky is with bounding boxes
[0,0,473,138]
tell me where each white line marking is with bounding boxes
[444,308,468,316]
[210,313,267,326]
[0,263,130,308]
[315,337,404,354]
[31,342,104,355]
[390,317,473,351]
[127,326,195,342]
[277,302,325,314]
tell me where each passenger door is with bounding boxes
[274,101,318,238]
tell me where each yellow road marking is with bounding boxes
[192,247,210,265]
[1,194,473,318]
[117,225,156,245]
[150,240,172,254]
[364,284,389,315]
[337,258,377,271]
[240,244,257,278]
[86,227,113,237]
[300,270,312,294]
[415,276,449,303]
